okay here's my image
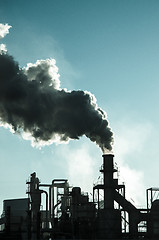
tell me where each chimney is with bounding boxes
[101,154,115,209]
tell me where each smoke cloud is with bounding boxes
[0,23,12,54]
[0,52,113,152]
[0,23,12,39]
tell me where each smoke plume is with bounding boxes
[0,52,113,152]
[0,23,11,39]
[0,23,12,54]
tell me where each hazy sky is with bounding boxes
[0,0,159,213]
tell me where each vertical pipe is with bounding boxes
[146,189,149,210]
[93,188,95,204]
[49,187,51,219]
[57,187,58,217]
[42,191,49,229]
[102,154,114,209]
[98,189,100,209]
[51,183,54,226]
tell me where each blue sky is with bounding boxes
[0,0,159,212]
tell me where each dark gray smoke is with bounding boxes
[0,53,113,152]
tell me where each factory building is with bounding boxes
[0,154,159,239]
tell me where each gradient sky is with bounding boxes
[0,0,159,213]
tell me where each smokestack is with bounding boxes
[0,53,113,151]
[101,154,115,209]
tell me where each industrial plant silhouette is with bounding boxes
[0,18,158,240]
[0,154,159,240]
[0,44,157,240]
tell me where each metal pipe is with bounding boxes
[49,187,51,219]
[98,189,100,209]
[39,184,52,220]
[42,190,49,229]
[52,185,54,226]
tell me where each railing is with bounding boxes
[93,177,103,187]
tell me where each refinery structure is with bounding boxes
[0,154,159,240]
